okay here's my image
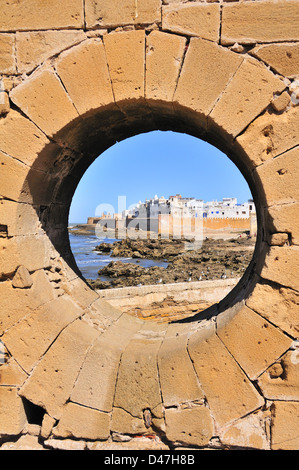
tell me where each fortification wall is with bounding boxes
[0,0,298,451]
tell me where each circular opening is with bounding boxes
[68,130,257,323]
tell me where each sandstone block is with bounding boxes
[0,271,57,334]
[0,91,10,116]
[85,0,161,29]
[267,203,299,246]
[137,0,162,25]
[0,150,29,202]
[40,414,56,440]
[250,43,299,78]
[111,407,148,436]
[188,329,264,428]
[0,34,16,74]
[12,265,33,288]
[19,319,99,419]
[103,30,146,103]
[235,107,299,167]
[113,337,163,420]
[258,350,299,401]
[271,402,299,450]
[221,1,299,45]
[2,295,83,373]
[0,234,52,279]
[16,30,87,74]
[0,387,27,435]
[70,314,142,412]
[56,39,114,115]
[173,38,243,127]
[158,333,204,407]
[220,410,270,450]
[254,147,299,207]
[53,402,110,441]
[146,31,186,102]
[10,66,79,138]
[162,3,220,41]
[0,109,65,171]
[164,406,214,448]
[260,246,299,292]
[0,0,84,31]
[0,358,28,387]
[209,57,285,141]
[217,306,291,380]
[271,91,291,113]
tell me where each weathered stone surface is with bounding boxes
[19,320,99,419]
[53,402,110,441]
[103,30,146,103]
[271,91,291,113]
[0,272,57,335]
[188,328,264,428]
[217,306,291,380]
[56,39,114,115]
[164,406,214,447]
[162,3,220,41]
[70,314,142,412]
[250,43,299,78]
[0,201,42,238]
[258,350,299,401]
[111,407,148,436]
[236,106,299,167]
[85,0,161,29]
[0,91,10,116]
[40,413,56,440]
[221,1,299,45]
[267,203,299,246]
[174,38,243,128]
[113,335,163,420]
[1,434,45,450]
[12,265,33,289]
[0,34,16,74]
[10,66,79,138]
[0,357,28,387]
[0,388,27,436]
[254,147,299,207]
[271,402,299,450]
[209,58,285,140]
[246,282,299,338]
[0,110,64,170]
[220,410,271,450]
[16,30,87,74]
[158,333,204,407]
[0,0,84,31]
[2,295,83,373]
[0,151,29,202]
[260,246,299,292]
[146,30,186,102]
[0,235,52,279]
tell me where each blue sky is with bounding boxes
[69,130,252,223]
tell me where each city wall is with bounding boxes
[0,0,299,451]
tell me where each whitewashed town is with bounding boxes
[87,194,256,224]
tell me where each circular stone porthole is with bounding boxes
[68,130,258,324]
[0,22,298,450]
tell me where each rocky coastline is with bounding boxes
[87,236,255,290]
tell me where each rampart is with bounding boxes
[0,0,298,451]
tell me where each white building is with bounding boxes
[203,197,255,219]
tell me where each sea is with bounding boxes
[68,227,168,281]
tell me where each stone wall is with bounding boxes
[0,0,298,450]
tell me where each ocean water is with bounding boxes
[69,232,168,281]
